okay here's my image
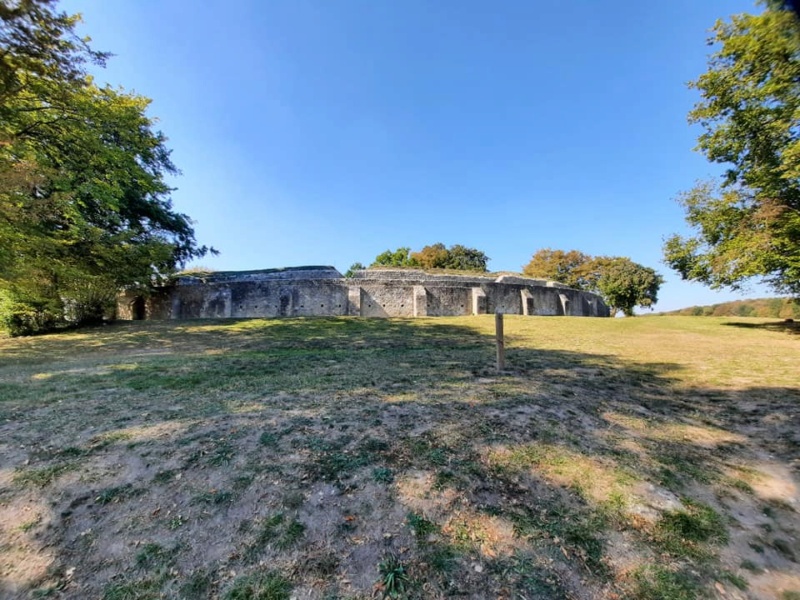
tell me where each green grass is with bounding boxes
[1,315,798,599]
[13,462,77,487]
[377,555,410,599]
[135,543,174,571]
[96,483,143,505]
[407,511,438,540]
[179,569,215,599]
[244,513,306,560]
[103,578,163,600]
[630,565,699,600]
[223,572,292,600]
[654,498,728,559]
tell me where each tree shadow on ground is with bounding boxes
[723,319,800,335]
[1,317,798,599]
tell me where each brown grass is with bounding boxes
[0,315,798,599]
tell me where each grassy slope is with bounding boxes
[658,297,800,319]
[0,316,798,599]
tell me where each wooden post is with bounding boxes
[495,311,505,373]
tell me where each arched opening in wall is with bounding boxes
[131,297,146,320]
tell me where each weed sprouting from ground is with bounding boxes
[372,466,394,483]
[377,554,410,599]
[407,511,438,540]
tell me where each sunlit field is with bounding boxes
[1,316,798,599]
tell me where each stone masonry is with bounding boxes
[117,266,611,320]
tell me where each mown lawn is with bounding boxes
[0,315,798,599]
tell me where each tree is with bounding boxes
[410,243,449,269]
[522,249,594,289]
[663,1,800,295]
[1,0,109,114]
[372,243,489,271]
[590,257,664,317]
[442,244,489,271]
[522,248,663,316]
[372,247,416,267]
[0,1,213,334]
[344,262,365,278]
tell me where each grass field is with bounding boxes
[0,315,798,599]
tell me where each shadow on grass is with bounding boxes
[723,319,800,336]
[1,317,799,599]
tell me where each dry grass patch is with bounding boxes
[0,315,798,599]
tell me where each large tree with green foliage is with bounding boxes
[372,247,416,268]
[0,0,212,334]
[522,249,663,316]
[589,257,664,317]
[663,1,800,295]
[371,243,489,272]
[522,249,594,289]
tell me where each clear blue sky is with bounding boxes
[65,0,767,312]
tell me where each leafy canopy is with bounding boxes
[371,243,489,272]
[522,249,663,316]
[663,1,800,295]
[522,249,595,290]
[0,0,213,334]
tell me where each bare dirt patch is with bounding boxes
[0,315,798,599]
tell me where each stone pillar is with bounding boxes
[559,293,570,316]
[347,286,362,316]
[413,286,427,317]
[472,287,487,315]
[520,289,535,316]
[223,287,233,318]
[170,293,181,320]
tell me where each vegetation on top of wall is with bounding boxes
[370,243,490,272]
[176,266,218,278]
[344,262,365,278]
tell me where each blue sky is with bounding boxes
[65,0,766,312]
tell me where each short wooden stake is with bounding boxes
[495,311,505,373]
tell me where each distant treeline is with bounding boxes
[661,298,800,318]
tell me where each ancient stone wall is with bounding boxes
[118,266,611,320]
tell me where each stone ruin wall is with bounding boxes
[117,267,611,320]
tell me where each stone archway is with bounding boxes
[131,296,146,320]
